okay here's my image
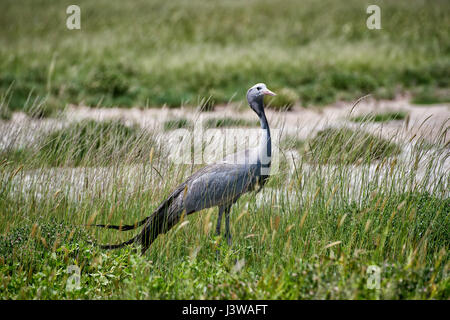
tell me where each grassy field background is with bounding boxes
[0,0,449,300]
[0,0,449,115]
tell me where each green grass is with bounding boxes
[280,135,306,154]
[1,119,159,168]
[163,118,193,131]
[1,190,448,299]
[0,87,12,120]
[411,87,450,105]
[0,117,448,299]
[265,88,299,111]
[0,0,449,114]
[350,111,408,123]
[0,148,32,165]
[163,116,258,132]
[0,0,449,300]
[0,107,12,121]
[39,120,152,167]
[204,117,259,128]
[289,128,401,165]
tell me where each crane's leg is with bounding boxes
[215,206,226,258]
[216,205,224,236]
[224,205,232,246]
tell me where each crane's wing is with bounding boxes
[182,162,258,213]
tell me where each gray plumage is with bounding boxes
[95,83,276,254]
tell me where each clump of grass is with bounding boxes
[411,87,450,105]
[303,127,401,164]
[82,62,137,107]
[280,135,305,150]
[350,111,408,123]
[0,84,13,120]
[198,89,229,111]
[204,117,258,128]
[0,104,12,120]
[38,120,157,167]
[0,148,32,164]
[6,87,62,119]
[265,88,298,111]
[163,118,193,131]
[23,95,61,119]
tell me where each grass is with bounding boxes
[350,111,408,123]
[38,120,154,167]
[0,0,449,300]
[163,118,193,131]
[0,0,449,115]
[1,190,448,300]
[411,87,450,105]
[283,128,402,165]
[0,115,448,299]
[265,88,299,111]
[204,117,259,128]
[0,106,12,121]
[0,86,13,120]
[280,135,306,151]
[163,116,258,132]
[1,119,159,168]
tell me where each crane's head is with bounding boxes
[246,83,276,116]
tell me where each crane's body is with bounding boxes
[96,83,275,254]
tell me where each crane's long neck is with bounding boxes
[251,100,271,176]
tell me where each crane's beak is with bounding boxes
[262,88,276,96]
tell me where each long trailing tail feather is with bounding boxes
[92,216,150,231]
[96,208,170,253]
[98,235,138,250]
[92,184,184,254]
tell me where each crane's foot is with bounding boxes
[214,235,233,259]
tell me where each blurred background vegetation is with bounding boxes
[0,0,449,114]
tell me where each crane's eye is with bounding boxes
[257,86,261,91]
